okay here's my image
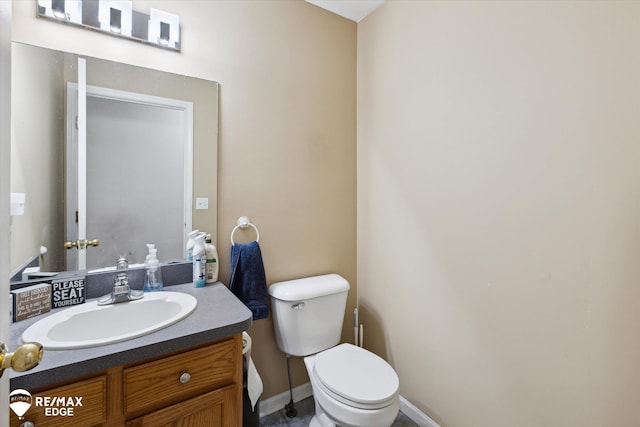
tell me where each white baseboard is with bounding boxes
[258,382,313,418]
[399,395,441,427]
[259,382,440,427]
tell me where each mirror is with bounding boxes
[10,42,219,281]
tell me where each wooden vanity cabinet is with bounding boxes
[10,334,243,427]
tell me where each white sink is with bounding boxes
[22,291,197,350]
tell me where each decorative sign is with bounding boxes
[51,277,86,309]
[12,283,52,322]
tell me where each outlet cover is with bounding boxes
[196,197,209,210]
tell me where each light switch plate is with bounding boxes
[196,197,209,210]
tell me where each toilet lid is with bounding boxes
[313,343,399,409]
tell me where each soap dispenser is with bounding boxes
[143,244,164,292]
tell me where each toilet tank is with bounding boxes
[268,274,350,357]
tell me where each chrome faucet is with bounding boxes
[97,256,144,305]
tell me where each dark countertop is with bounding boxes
[9,282,253,390]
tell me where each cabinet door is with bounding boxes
[125,384,239,427]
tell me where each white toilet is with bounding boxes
[269,274,400,427]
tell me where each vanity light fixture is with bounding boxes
[149,8,180,50]
[98,0,132,36]
[36,0,181,51]
[37,0,82,23]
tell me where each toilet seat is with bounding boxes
[313,343,399,410]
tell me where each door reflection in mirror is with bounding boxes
[67,87,192,270]
[65,87,191,271]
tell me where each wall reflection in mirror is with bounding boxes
[10,42,219,282]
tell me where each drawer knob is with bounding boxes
[179,372,191,384]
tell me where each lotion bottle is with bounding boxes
[204,234,218,284]
[192,233,206,288]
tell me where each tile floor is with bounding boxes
[259,396,419,426]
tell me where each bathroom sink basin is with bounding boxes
[22,291,197,350]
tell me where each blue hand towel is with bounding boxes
[229,241,269,320]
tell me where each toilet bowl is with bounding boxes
[304,343,400,427]
[269,274,401,427]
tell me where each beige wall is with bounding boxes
[12,0,357,400]
[358,1,640,426]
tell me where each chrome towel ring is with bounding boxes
[230,216,260,245]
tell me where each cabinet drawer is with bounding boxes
[123,338,238,416]
[125,384,238,427]
[11,375,107,427]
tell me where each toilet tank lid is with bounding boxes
[268,274,350,301]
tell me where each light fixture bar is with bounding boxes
[36,0,181,51]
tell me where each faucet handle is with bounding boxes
[116,255,128,270]
[113,273,130,295]
[115,272,128,284]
